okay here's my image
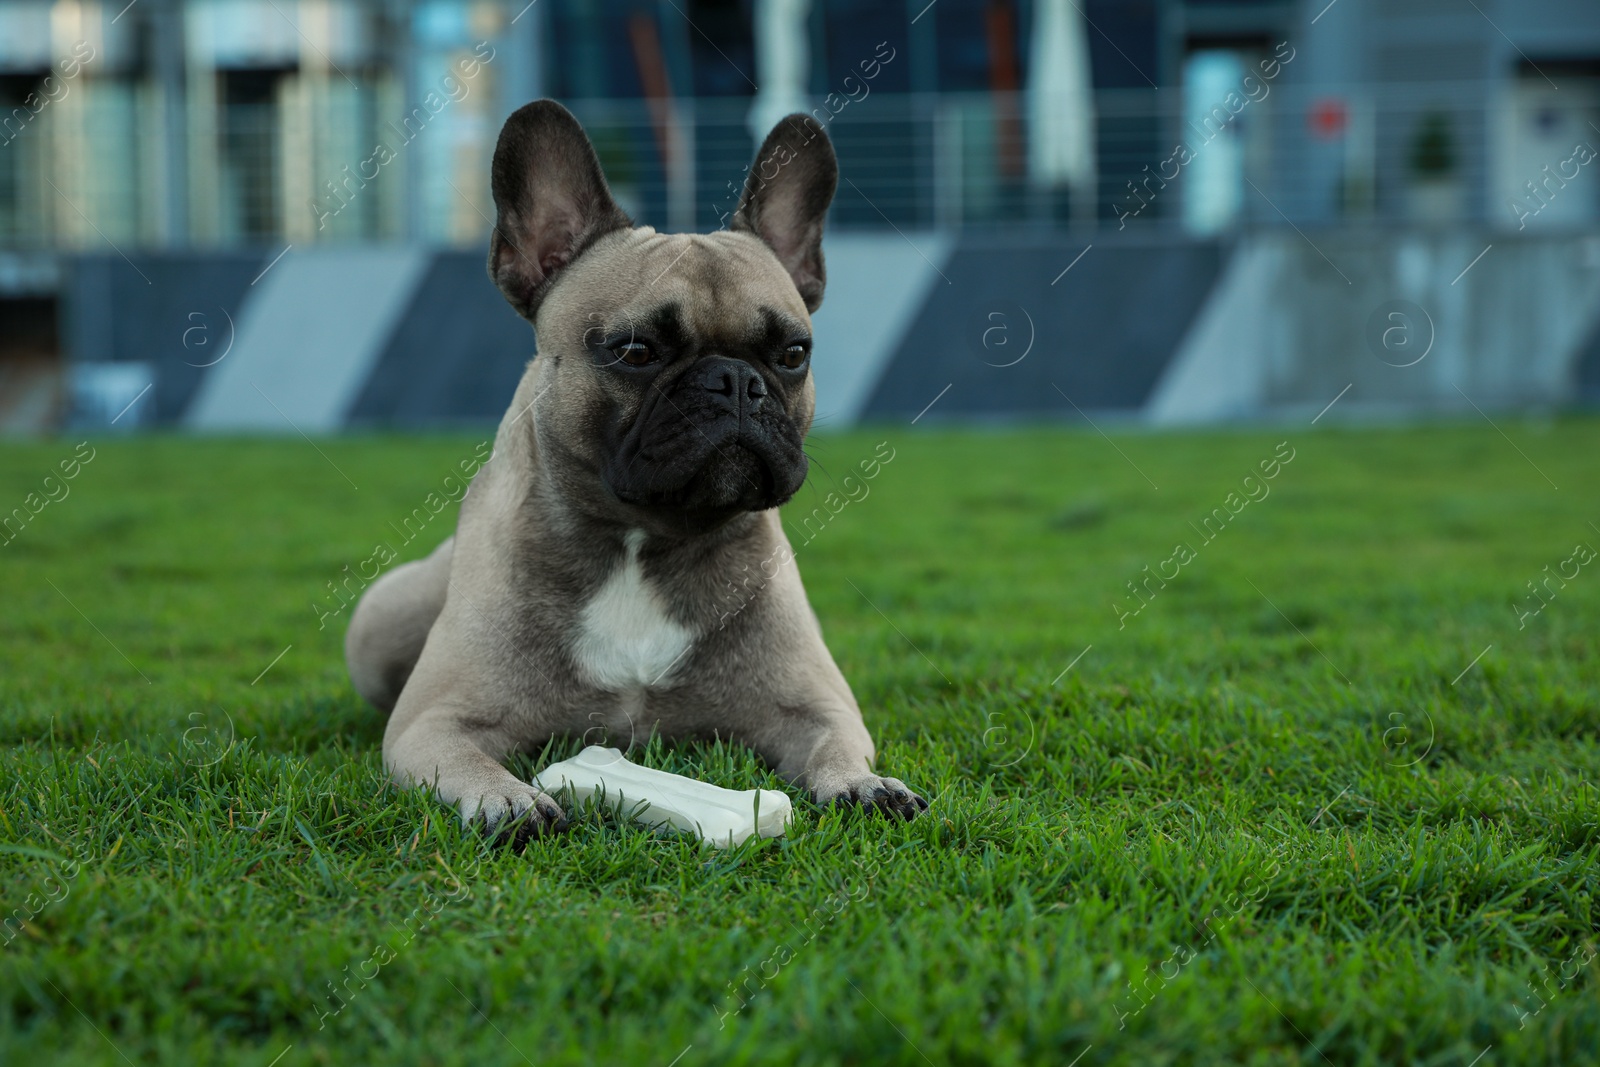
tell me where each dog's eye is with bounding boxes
[616,342,654,366]
[778,344,809,370]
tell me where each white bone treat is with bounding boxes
[532,746,792,848]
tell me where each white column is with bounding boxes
[748,0,809,141]
[1027,0,1097,227]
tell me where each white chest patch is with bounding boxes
[572,530,695,690]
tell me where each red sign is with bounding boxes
[1308,97,1347,140]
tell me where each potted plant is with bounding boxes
[1406,111,1463,224]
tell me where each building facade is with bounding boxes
[2,0,1599,430]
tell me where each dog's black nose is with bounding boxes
[695,357,767,414]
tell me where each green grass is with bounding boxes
[2,420,1598,1066]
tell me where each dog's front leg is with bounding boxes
[759,703,929,820]
[385,709,567,847]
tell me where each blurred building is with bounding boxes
[2,0,1600,431]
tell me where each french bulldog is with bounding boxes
[344,100,927,845]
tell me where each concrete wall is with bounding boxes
[1150,229,1600,423]
[61,228,1600,431]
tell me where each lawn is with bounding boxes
[1,420,1597,1066]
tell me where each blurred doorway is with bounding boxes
[219,67,291,242]
[1496,71,1600,230]
[1181,44,1269,235]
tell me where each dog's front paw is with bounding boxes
[460,786,568,849]
[818,775,929,820]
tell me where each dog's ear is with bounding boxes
[488,100,633,320]
[731,114,838,312]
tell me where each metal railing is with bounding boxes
[2,80,1559,251]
